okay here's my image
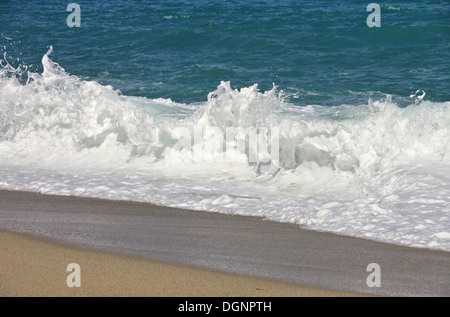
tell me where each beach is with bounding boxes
[2,0,450,299]
[1,190,449,297]
[0,231,357,297]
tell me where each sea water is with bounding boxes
[1,0,449,250]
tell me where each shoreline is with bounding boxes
[0,189,449,296]
[0,230,358,297]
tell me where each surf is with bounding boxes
[1,48,450,251]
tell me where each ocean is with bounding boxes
[1,0,449,251]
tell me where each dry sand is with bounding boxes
[0,231,358,297]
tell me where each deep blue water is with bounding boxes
[1,0,449,105]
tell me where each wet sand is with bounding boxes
[0,231,357,297]
[0,190,449,296]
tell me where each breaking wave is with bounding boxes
[1,48,450,250]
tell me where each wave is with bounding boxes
[1,48,450,250]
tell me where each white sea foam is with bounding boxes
[1,49,450,251]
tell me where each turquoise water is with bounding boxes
[1,1,450,250]
[1,0,449,105]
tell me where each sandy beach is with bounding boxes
[0,231,357,297]
[0,190,449,297]
[2,0,450,301]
